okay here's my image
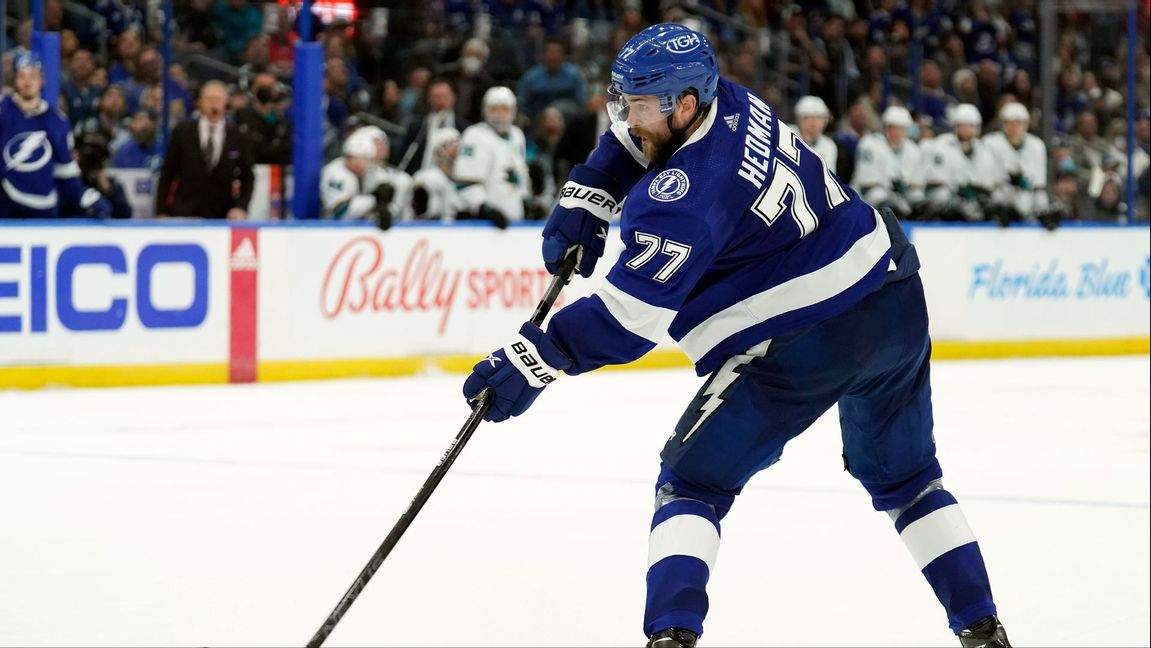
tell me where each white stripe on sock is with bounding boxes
[648,514,720,573]
[898,503,978,570]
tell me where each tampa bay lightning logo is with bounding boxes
[1140,255,1150,299]
[3,131,53,173]
[649,169,690,202]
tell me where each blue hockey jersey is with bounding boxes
[0,95,99,218]
[548,77,911,376]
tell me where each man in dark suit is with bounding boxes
[395,77,469,175]
[553,89,609,181]
[155,81,254,219]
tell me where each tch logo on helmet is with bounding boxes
[649,169,690,202]
[666,33,702,54]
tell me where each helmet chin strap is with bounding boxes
[665,96,709,140]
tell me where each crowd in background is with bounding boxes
[1,0,1149,222]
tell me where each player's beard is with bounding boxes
[640,128,688,166]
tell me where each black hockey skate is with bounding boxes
[646,628,698,647]
[959,615,1012,648]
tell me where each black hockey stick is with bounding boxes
[305,247,581,648]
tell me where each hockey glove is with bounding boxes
[478,203,510,230]
[462,322,572,423]
[87,196,114,219]
[542,164,623,278]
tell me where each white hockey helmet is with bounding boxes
[350,125,388,161]
[999,102,1029,123]
[342,130,377,160]
[428,127,460,153]
[951,103,982,127]
[882,105,913,128]
[482,86,517,129]
[795,95,830,119]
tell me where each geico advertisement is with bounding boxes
[912,227,1151,340]
[0,227,229,365]
[258,227,620,360]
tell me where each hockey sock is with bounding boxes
[890,481,998,633]
[644,465,734,638]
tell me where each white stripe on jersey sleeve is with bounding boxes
[597,279,677,344]
[610,122,649,169]
[679,208,892,363]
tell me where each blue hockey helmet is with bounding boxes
[608,23,718,128]
[15,51,43,73]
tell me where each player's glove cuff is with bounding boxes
[556,164,625,223]
[501,323,571,388]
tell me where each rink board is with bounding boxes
[0,222,1147,388]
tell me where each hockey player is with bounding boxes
[852,105,924,219]
[462,24,1010,648]
[350,124,414,222]
[411,127,464,221]
[320,128,410,228]
[923,103,999,222]
[791,95,837,171]
[0,52,111,218]
[982,102,1052,226]
[453,86,531,228]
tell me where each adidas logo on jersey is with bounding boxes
[724,114,740,132]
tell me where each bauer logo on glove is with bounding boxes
[463,323,572,422]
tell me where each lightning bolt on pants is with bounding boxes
[645,274,998,638]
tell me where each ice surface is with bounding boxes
[1,357,1148,647]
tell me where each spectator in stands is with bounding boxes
[950,68,981,111]
[411,128,463,222]
[1005,69,1035,110]
[108,30,142,85]
[958,0,1002,63]
[62,49,103,124]
[234,72,293,165]
[792,95,837,172]
[1087,153,1127,220]
[446,38,496,126]
[833,98,871,185]
[398,67,431,123]
[212,0,264,65]
[1055,67,1089,133]
[372,80,404,125]
[918,60,951,127]
[111,109,161,171]
[74,84,130,149]
[516,38,587,121]
[1067,110,1115,189]
[59,31,80,68]
[554,88,609,182]
[320,128,408,228]
[817,13,858,118]
[322,58,352,159]
[125,46,192,118]
[155,81,254,219]
[853,105,924,219]
[982,102,1053,226]
[76,131,133,218]
[526,106,565,219]
[974,59,1003,121]
[174,0,222,57]
[397,77,466,175]
[1050,168,1086,221]
[237,35,273,91]
[94,0,147,39]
